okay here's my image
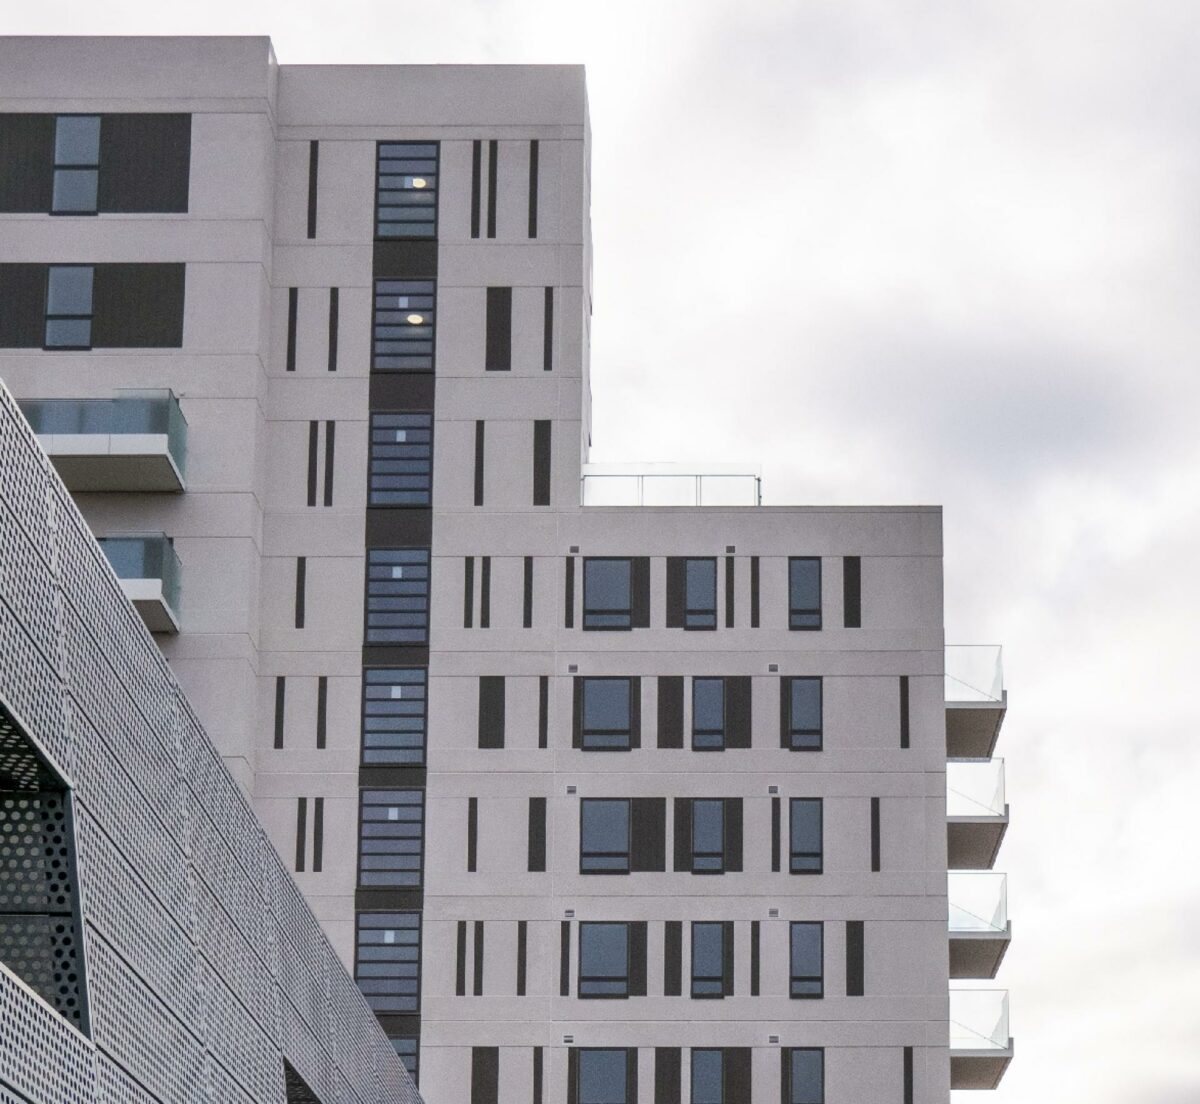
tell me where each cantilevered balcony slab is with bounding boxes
[19,390,187,493]
[951,989,1014,1089]
[949,873,1011,979]
[947,759,1008,869]
[946,645,1007,757]
[97,535,181,635]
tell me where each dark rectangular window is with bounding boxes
[790,798,823,874]
[517,920,528,996]
[750,921,760,996]
[725,555,735,628]
[524,557,534,628]
[51,115,99,214]
[362,668,427,766]
[576,1049,635,1104]
[783,1049,824,1104]
[365,549,430,644]
[675,798,742,874]
[393,1038,419,1087]
[538,675,549,749]
[478,676,505,749]
[480,556,491,628]
[666,557,717,629]
[560,921,571,997]
[903,1046,914,1104]
[690,922,731,998]
[91,262,186,348]
[528,139,539,237]
[543,286,554,371]
[782,677,823,751]
[691,799,725,873]
[485,286,512,371]
[294,557,307,629]
[358,789,424,887]
[790,921,823,998]
[486,139,498,238]
[0,115,54,213]
[583,557,649,630]
[631,797,667,872]
[356,912,421,1013]
[470,140,482,238]
[528,797,547,872]
[316,676,327,750]
[533,1047,543,1103]
[664,921,682,997]
[750,556,760,627]
[306,140,319,238]
[871,797,881,872]
[467,797,478,873]
[533,420,552,505]
[575,677,638,751]
[846,920,864,996]
[100,114,191,213]
[295,797,307,872]
[691,1050,723,1104]
[373,279,435,372]
[328,287,339,372]
[306,420,319,506]
[655,1048,681,1104]
[771,797,781,872]
[789,557,822,630]
[474,420,485,506]
[471,1046,498,1104]
[323,420,336,506]
[43,264,92,349]
[581,798,630,873]
[286,287,298,371]
[657,676,684,749]
[312,798,324,872]
[273,676,286,749]
[579,922,630,998]
[474,921,485,996]
[843,555,861,627]
[376,142,438,239]
[899,675,910,749]
[564,556,575,628]
[456,921,467,995]
[692,679,724,750]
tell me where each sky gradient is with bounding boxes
[8,3,1199,1099]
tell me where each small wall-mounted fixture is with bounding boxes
[768,663,779,672]
[566,785,577,795]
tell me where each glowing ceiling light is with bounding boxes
[406,313,425,325]
[410,177,428,189]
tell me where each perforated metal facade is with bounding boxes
[0,382,422,1104]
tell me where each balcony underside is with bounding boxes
[951,1046,1014,1090]
[950,925,1012,979]
[40,434,185,492]
[120,578,180,634]
[946,693,1007,758]
[948,813,1009,869]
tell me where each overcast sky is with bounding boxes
[12,2,1200,1099]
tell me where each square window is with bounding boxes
[51,169,98,214]
[789,798,823,874]
[580,678,634,750]
[785,677,823,751]
[790,921,823,999]
[789,557,822,630]
[583,557,633,630]
[578,922,630,998]
[580,799,631,873]
[691,922,725,998]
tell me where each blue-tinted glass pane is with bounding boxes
[391,1037,419,1085]
[44,319,91,348]
[46,266,93,315]
[692,923,723,976]
[52,169,98,213]
[584,559,632,625]
[789,557,821,628]
[691,1049,724,1104]
[790,679,822,739]
[583,680,630,732]
[55,115,99,165]
[356,912,421,1013]
[685,558,717,627]
[580,924,628,978]
[791,922,823,996]
[579,1050,627,1104]
[790,800,821,851]
[581,800,629,858]
[693,800,724,856]
[791,1050,824,1104]
[692,678,724,749]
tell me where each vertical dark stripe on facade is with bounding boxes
[900,675,910,748]
[467,797,478,872]
[771,797,781,872]
[870,797,881,872]
[843,555,861,627]
[543,286,554,371]
[725,555,735,627]
[750,556,760,627]
[533,1047,543,1104]
[295,797,307,871]
[656,677,683,749]
[486,139,498,238]
[480,557,491,628]
[464,557,475,628]
[655,1048,681,1104]
[847,920,865,996]
[485,287,512,371]
[307,421,319,506]
[538,676,549,749]
[750,920,760,995]
[471,140,482,238]
[316,676,327,749]
[327,287,339,371]
[527,797,546,872]
[456,921,467,995]
[273,676,286,749]
[559,921,570,996]
[312,797,324,872]
[564,556,575,628]
[306,140,319,238]
[473,921,485,995]
[523,556,534,627]
[517,920,528,995]
[286,287,298,371]
[474,421,485,506]
[323,420,335,506]
[471,1047,498,1104]
[533,420,552,505]
[664,921,682,996]
[478,677,505,749]
[527,139,539,237]
[903,1046,914,1104]
[294,557,307,628]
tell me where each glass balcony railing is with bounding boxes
[949,872,1008,934]
[947,759,1006,818]
[19,389,188,479]
[97,534,181,616]
[950,989,1011,1051]
[581,463,762,507]
[945,645,1004,704]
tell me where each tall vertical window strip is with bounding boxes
[52,115,100,214]
[790,798,823,873]
[365,549,430,644]
[376,142,438,238]
[789,557,822,629]
[790,921,824,998]
[373,279,436,372]
[358,789,424,887]
[691,679,725,751]
[356,912,421,1012]
[369,413,433,505]
[43,265,93,349]
[362,668,427,765]
[691,923,725,997]
[784,677,823,751]
[691,1050,724,1103]
[785,1049,824,1104]
[393,1039,419,1087]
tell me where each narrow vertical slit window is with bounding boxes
[517,920,528,995]
[480,556,491,628]
[295,797,308,871]
[327,287,339,371]
[323,420,336,506]
[771,797,781,872]
[750,921,760,996]
[473,921,485,995]
[523,556,534,628]
[843,555,861,627]
[846,920,864,996]
[533,420,552,505]
[474,421,486,506]
[375,141,438,238]
[464,557,475,628]
[527,796,547,872]
[560,920,571,996]
[538,676,550,749]
[478,676,505,749]
[564,556,575,628]
[369,413,432,505]
[373,279,436,372]
[485,286,512,371]
[486,138,498,237]
[456,921,467,995]
[312,797,324,871]
[362,668,427,766]
[286,286,298,371]
[471,1047,498,1104]
[903,1046,914,1104]
[543,285,554,371]
[900,675,910,749]
[470,140,482,238]
[51,115,100,214]
[316,676,327,749]
[533,1047,543,1103]
[306,140,319,239]
[527,139,539,237]
[294,557,307,629]
[274,676,286,749]
[870,797,881,872]
[725,555,735,628]
[750,556,760,627]
[467,797,478,872]
[43,264,93,349]
[306,420,319,507]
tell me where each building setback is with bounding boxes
[0,35,1014,1103]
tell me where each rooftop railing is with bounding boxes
[581,463,762,507]
[947,758,1007,818]
[950,989,1011,1051]
[949,872,1008,934]
[945,644,1004,704]
[97,534,181,617]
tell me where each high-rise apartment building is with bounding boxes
[0,36,1013,1103]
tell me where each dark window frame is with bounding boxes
[789,921,824,999]
[354,910,422,1014]
[784,676,823,751]
[357,788,426,889]
[579,676,636,752]
[374,140,439,240]
[690,798,726,874]
[371,278,436,373]
[580,797,631,874]
[42,263,94,350]
[368,412,433,506]
[690,922,726,999]
[684,556,718,630]
[50,114,100,216]
[691,677,726,751]
[578,921,631,999]
[360,667,428,767]
[789,797,823,874]
[364,548,430,645]
[582,556,634,631]
[784,1048,825,1104]
[788,556,823,631]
